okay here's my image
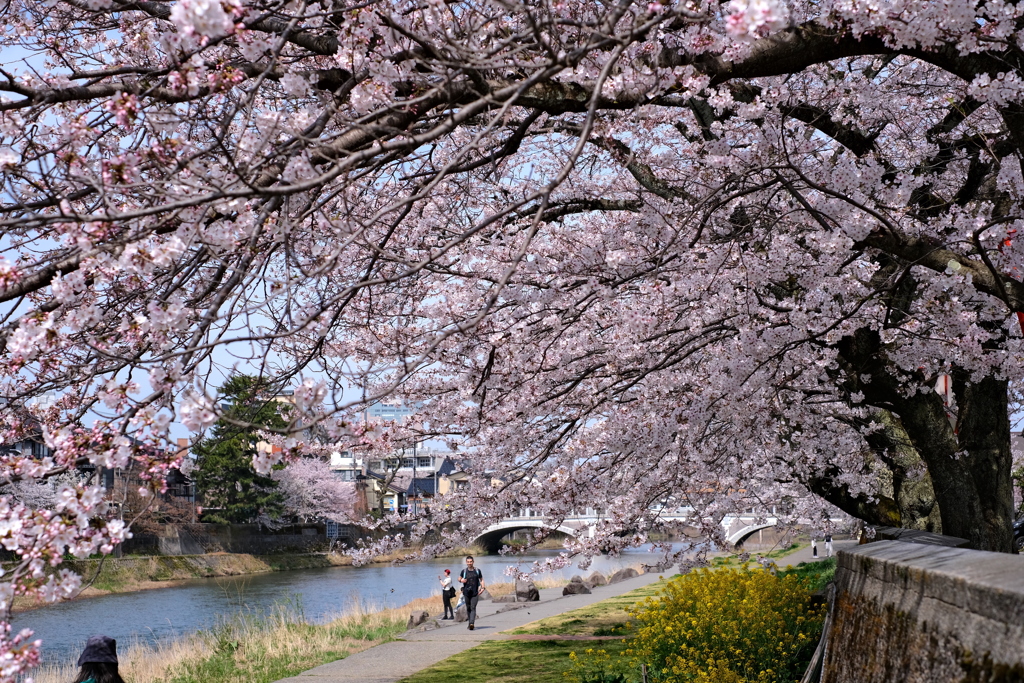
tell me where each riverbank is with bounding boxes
[29,575,570,683]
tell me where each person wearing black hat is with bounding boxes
[73,635,125,683]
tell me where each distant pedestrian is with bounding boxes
[73,635,125,683]
[458,555,484,630]
[825,531,834,558]
[811,538,818,558]
[439,569,455,619]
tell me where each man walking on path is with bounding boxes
[459,555,484,630]
[825,530,834,558]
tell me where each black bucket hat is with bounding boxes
[77,635,118,666]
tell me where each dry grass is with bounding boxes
[33,631,214,683]
[31,597,440,683]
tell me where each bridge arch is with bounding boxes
[727,522,778,547]
[473,520,578,553]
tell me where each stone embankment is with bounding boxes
[820,539,1024,682]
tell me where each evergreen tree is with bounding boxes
[192,375,289,525]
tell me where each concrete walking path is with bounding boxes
[275,571,663,683]
[777,538,857,565]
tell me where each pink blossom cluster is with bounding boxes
[726,0,790,39]
[169,0,242,43]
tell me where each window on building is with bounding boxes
[402,457,415,468]
[417,457,431,468]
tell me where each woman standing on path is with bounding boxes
[439,569,455,620]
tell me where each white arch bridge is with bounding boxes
[471,509,795,553]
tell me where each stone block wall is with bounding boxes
[821,541,1024,682]
[180,523,330,554]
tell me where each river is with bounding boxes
[16,548,667,665]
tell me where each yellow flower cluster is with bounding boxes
[566,566,825,683]
[623,567,825,683]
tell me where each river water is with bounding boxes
[16,548,668,665]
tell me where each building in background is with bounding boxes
[365,400,414,423]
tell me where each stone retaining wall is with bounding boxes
[125,522,366,555]
[821,541,1024,682]
[63,552,346,589]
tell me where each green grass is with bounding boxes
[778,556,836,591]
[400,639,631,683]
[710,542,805,568]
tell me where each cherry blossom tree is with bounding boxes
[273,456,357,523]
[2,0,1024,675]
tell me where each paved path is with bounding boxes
[275,571,663,683]
[275,542,849,683]
[777,538,858,565]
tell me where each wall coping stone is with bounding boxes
[838,541,1024,625]
[871,527,969,547]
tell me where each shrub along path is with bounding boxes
[274,572,663,683]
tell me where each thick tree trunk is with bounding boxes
[837,329,1014,552]
[864,409,942,532]
[950,372,1015,552]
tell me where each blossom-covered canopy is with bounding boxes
[2,0,1024,674]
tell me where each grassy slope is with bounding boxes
[400,640,589,683]
[779,556,836,591]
